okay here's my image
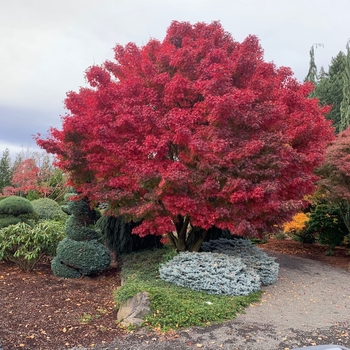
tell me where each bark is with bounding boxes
[176,216,190,252]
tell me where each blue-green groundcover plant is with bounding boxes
[159,238,279,296]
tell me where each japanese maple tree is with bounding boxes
[37,21,334,251]
[317,127,350,233]
[3,156,67,201]
[5,158,40,197]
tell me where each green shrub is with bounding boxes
[67,200,98,224]
[96,215,162,256]
[54,238,110,275]
[31,198,67,222]
[65,216,99,241]
[0,221,65,271]
[290,229,315,245]
[306,204,347,254]
[26,190,40,201]
[274,232,287,240]
[0,196,38,228]
[0,196,35,216]
[51,256,82,278]
[0,216,22,227]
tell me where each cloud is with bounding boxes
[1,0,350,152]
[0,105,63,146]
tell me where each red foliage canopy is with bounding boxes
[318,127,350,202]
[37,21,334,240]
[5,158,40,196]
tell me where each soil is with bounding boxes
[0,261,124,350]
[0,239,349,350]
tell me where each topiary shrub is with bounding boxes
[0,221,65,271]
[51,198,110,278]
[51,256,82,278]
[0,196,38,228]
[31,198,67,222]
[201,238,279,286]
[67,199,99,224]
[60,192,78,215]
[159,252,261,296]
[55,238,111,276]
[65,216,99,241]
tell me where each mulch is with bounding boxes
[0,261,125,350]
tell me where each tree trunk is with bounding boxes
[168,215,208,252]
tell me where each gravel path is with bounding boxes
[70,252,350,350]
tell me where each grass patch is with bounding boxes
[114,246,262,331]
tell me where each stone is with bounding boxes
[117,291,151,327]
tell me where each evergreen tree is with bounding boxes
[0,148,12,193]
[313,51,346,132]
[304,45,318,85]
[340,40,350,131]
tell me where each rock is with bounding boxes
[117,291,151,327]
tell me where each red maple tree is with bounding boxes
[37,21,334,251]
[317,127,350,232]
[5,158,40,197]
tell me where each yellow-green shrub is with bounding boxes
[283,212,310,234]
[282,212,314,244]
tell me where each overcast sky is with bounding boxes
[1,0,349,157]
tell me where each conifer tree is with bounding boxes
[340,40,350,131]
[304,45,318,86]
[0,148,12,193]
[313,51,346,132]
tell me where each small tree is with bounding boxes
[0,148,12,193]
[37,21,334,251]
[4,156,68,201]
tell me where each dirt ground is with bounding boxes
[258,238,350,270]
[0,239,349,350]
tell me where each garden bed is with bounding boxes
[0,240,349,349]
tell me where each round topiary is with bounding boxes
[51,256,82,278]
[55,237,110,275]
[0,196,36,216]
[65,216,99,241]
[0,196,38,228]
[31,198,67,221]
[68,200,98,224]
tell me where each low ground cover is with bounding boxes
[115,247,262,331]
